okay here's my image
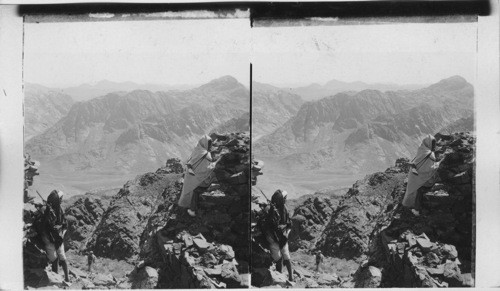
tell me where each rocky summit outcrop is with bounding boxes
[128,132,250,289]
[86,158,184,261]
[349,132,475,287]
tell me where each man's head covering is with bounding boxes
[271,189,290,226]
[187,135,211,167]
[47,190,63,208]
[421,134,436,151]
[413,134,436,167]
[46,190,65,224]
[271,189,286,207]
[197,135,211,151]
[282,190,288,199]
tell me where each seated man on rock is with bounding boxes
[402,134,441,216]
[178,133,222,217]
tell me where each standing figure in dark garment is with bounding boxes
[264,190,293,282]
[41,190,70,282]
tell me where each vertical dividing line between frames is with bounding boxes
[248,62,253,282]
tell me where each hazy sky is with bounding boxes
[24,18,251,87]
[25,19,476,88]
[253,22,477,86]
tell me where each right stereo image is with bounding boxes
[250,17,476,288]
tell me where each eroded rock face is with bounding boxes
[289,196,337,251]
[86,159,184,260]
[315,167,407,260]
[64,195,110,251]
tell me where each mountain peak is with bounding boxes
[209,75,238,85]
[198,75,241,91]
[427,75,469,92]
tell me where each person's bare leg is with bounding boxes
[284,260,293,281]
[275,258,283,273]
[51,258,59,273]
[60,260,70,282]
[188,188,200,216]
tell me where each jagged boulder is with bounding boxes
[289,196,337,251]
[86,159,184,260]
[130,266,159,289]
[64,195,110,251]
[315,169,407,260]
[93,273,116,287]
[354,265,382,287]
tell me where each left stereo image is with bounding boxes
[22,12,251,289]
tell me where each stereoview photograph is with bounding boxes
[251,19,476,288]
[22,13,251,289]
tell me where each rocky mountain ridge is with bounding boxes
[25,76,249,174]
[254,76,473,175]
[55,79,196,102]
[288,78,425,101]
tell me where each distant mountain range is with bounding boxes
[24,84,74,141]
[25,75,473,189]
[283,79,426,101]
[252,82,304,140]
[28,80,197,102]
[25,76,249,174]
[254,76,474,175]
